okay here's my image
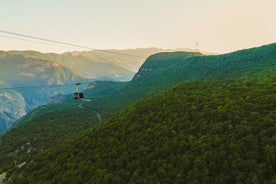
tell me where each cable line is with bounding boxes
[0,34,78,49]
[0,30,147,91]
[0,30,92,50]
[0,82,92,90]
[0,30,146,58]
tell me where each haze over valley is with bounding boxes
[0,48,191,134]
[0,0,275,183]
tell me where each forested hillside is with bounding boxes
[94,43,276,118]
[7,77,276,183]
[0,43,275,183]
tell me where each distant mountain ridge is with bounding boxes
[6,48,202,81]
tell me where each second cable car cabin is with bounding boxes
[73,82,84,99]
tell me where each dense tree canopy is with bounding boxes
[7,79,276,184]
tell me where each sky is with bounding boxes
[0,0,275,54]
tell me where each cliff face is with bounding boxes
[0,87,27,134]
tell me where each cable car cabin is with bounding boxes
[73,92,84,99]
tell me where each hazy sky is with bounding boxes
[0,0,275,53]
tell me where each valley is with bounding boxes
[0,48,179,134]
[0,43,275,183]
[1,0,275,183]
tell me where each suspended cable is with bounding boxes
[0,30,146,91]
[0,30,92,50]
[0,34,80,50]
[0,30,146,58]
[0,82,92,90]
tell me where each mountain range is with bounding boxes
[0,48,188,134]
[0,43,275,183]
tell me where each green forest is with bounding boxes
[8,79,276,183]
[0,43,275,183]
